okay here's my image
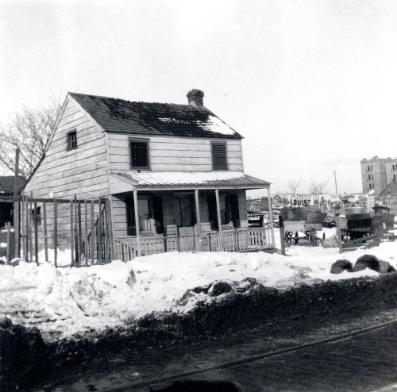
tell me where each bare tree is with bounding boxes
[308,181,326,195]
[0,102,62,179]
[287,179,304,195]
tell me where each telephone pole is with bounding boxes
[334,170,339,195]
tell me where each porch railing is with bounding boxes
[114,226,274,261]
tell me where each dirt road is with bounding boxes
[40,308,397,392]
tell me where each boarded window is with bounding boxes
[67,130,78,150]
[130,140,149,168]
[211,142,227,170]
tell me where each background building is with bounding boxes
[360,156,397,194]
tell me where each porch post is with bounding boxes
[215,189,222,250]
[267,185,275,247]
[133,189,141,256]
[194,189,201,251]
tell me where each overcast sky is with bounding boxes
[1,0,397,195]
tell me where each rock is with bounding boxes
[353,254,395,273]
[235,277,257,292]
[208,281,232,297]
[331,259,353,274]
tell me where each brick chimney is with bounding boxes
[187,89,204,107]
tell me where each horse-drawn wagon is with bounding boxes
[279,207,326,246]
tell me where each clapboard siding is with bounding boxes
[24,95,109,199]
[107,133,243,172]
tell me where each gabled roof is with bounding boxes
[0,176,25,195]
[69,92,243,139]
[111,171,269,192]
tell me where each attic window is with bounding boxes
[211,141,228,171]
[130,139,149,169]
[67,130,78,151]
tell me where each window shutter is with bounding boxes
[212,142,227,170]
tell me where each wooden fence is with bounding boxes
[114,226,274,261]
[16,196,113,266]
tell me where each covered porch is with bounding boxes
[109,171,275,259]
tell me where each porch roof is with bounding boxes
[110,171,270,192]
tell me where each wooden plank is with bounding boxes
[43,201,48,262]
[90,200,95,264]
[24,196,29,261]
[77,199,82,266]
[194,189,201,251]
[28,195,33,263]
[133,190,141,256]
[215,189,222,251]
[33,200,39,265]
[84,200,88,264]
[70,200,74,266]
[20,196,25,260]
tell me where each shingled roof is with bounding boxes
[69,92,243,139]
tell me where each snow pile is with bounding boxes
[1,240,397,341]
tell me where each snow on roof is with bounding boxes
[69,93,242,139]
[111,171,270,190]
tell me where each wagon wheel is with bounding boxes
[284,231,293,246]
[309,228,317,246]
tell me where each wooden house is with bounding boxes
[24,89,274,259]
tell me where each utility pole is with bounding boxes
[334,170,339,195]
[13,147,20,258]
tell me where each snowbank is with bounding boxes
[1,239,397,341]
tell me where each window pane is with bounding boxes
[130,141,148,167]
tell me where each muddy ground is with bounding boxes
[2,273,397,391]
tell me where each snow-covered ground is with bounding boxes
[1,231,396,342]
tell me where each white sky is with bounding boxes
[1,0,397,195]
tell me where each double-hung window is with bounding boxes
[130,139,149,169]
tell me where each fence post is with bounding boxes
[77,198,82,266]
[33,200,39,265]
[43,201,48,262]
[70,200,74,267]
[279,216,286,256]
[28,194,33,262]
[84,200,88,263]
[53,197,58,268]
[25,196,29,262]
[90,200,95,264]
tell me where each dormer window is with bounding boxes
[130,138,149,169]
[67,130,77,150]
[211,141,228,170]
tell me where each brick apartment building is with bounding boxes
[361,156,397,194]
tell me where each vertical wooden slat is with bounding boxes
[98,198,103,263]
[43,201,48,262]
[28,195,33,262]
[266,186,275,248]
[77,200,82,266]
[194,189,201,251]
[84,200,88,264]
[90,200,95,264]
[70,200,74,267]
[215,189,222,251]
[25,196,29,261]
[133,190,141,256]
[53,198,58,268]
[74,195,79,265]
[21,196,25,260]
[33,200,39,265]
[107,198,114,261]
